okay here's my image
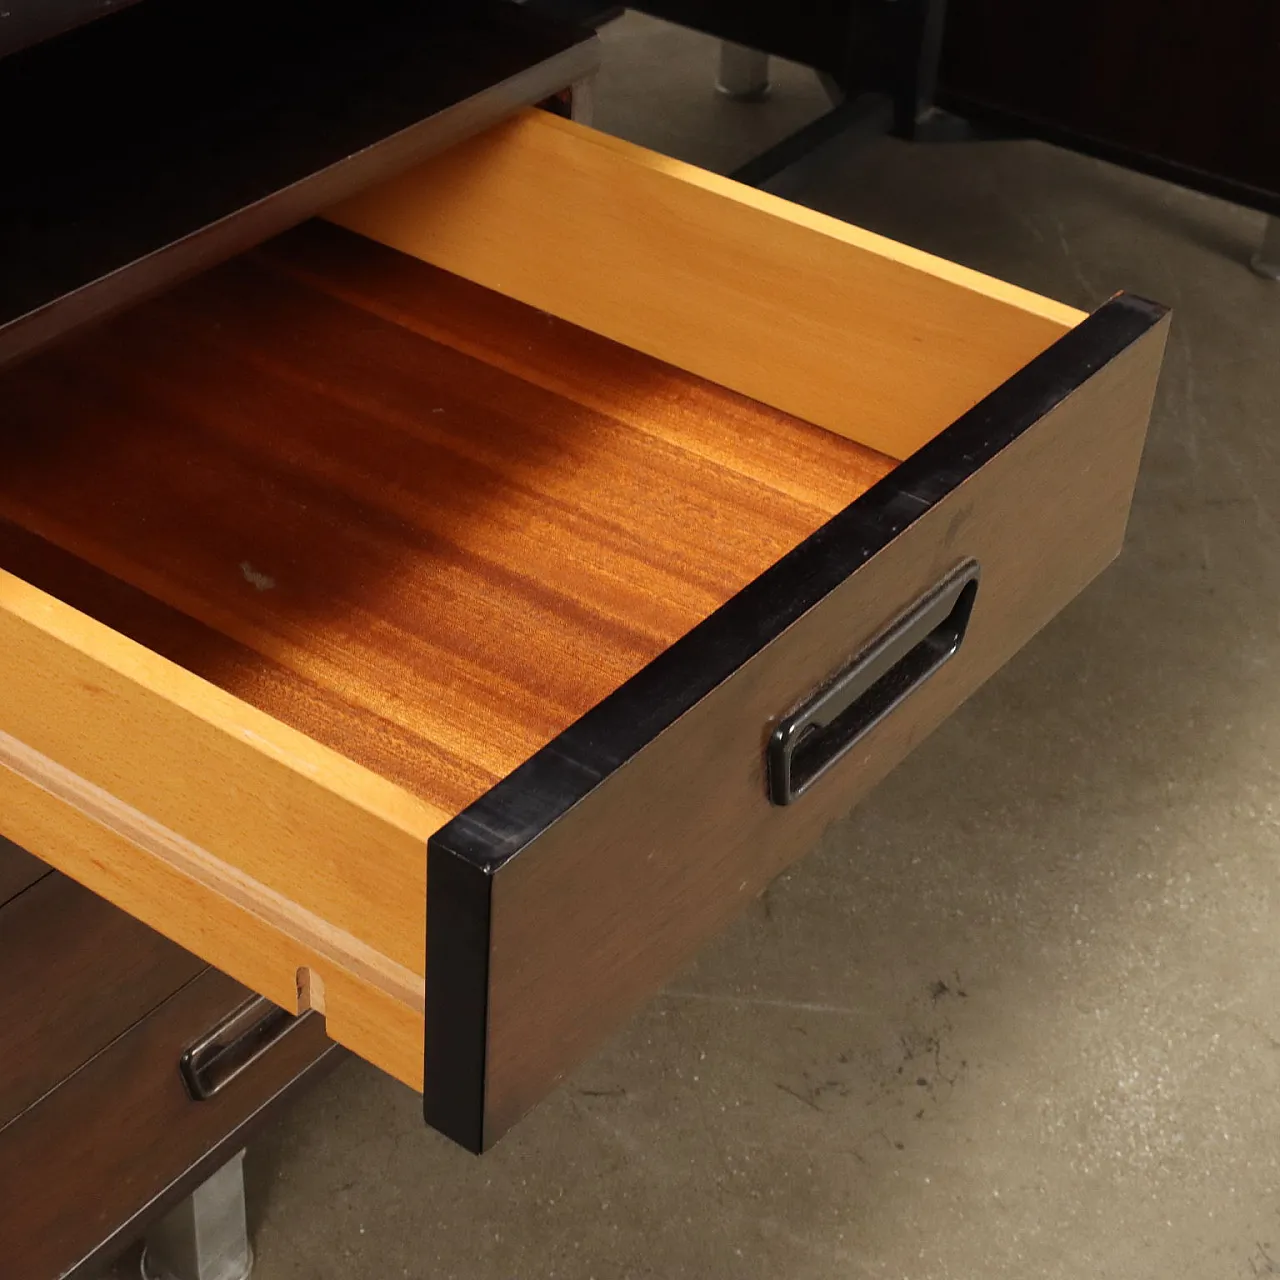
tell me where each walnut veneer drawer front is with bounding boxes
[0,110,1168,1152]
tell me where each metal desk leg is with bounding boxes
[140,1150,253,1280]
[716,41,771,102]
[1251,216,1280,280]
[571,74,596,126]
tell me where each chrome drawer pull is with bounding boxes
[768,560,981,806]
[180,995,310,1101]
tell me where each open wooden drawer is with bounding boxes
[0,109,1168,1152]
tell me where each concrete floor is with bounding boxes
[112,14,1280,1280]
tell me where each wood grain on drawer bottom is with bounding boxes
[0,220,896,831]
[0,968,337,1280]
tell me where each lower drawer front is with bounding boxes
[0,966,336,1280]
[0,869,205,1125]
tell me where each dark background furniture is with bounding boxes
[938,0,1280,218]
[583,0,1280,215]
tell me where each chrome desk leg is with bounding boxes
[1251,215,1280,280]
[140,1150,253,1280]
[716,41,771,102]
[571,74,596,126]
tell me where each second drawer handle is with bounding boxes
[180,995,310,1101]
[767,560,980,806]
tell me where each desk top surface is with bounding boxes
[0,0,597,368]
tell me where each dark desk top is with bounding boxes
[0,0,598,368]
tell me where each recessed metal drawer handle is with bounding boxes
[180,995,312,1101]
[767,560,981,806]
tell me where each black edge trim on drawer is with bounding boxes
[424,292,1168,1150]
[424,844,494,1157]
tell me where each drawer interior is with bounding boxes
[0,218,898,826]
[0,110,1089,1095]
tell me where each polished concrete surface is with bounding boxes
[110,14,1280,1280]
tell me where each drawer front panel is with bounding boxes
[426,298,1170,1150]
[0,968,336,1280]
